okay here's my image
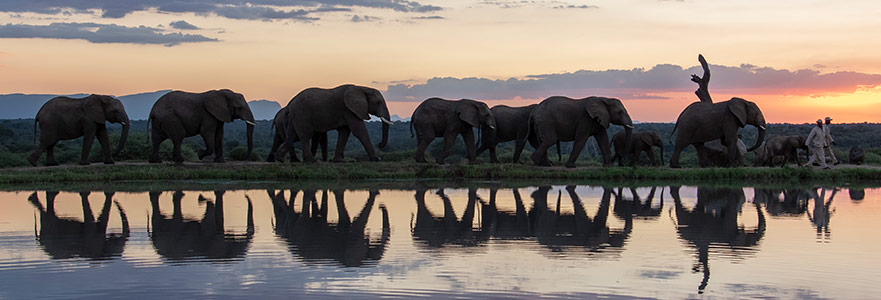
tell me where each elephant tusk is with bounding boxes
[244,120,256,126]
[119,122,127,126]
[624,124,634,129]
[759,125,766,130]
[379,117,394,125]
[489,125,496,130]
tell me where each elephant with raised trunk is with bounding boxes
[476,104,539,163]
[756,135,808,167]
[670,97,766,168]
[529,96,633,168]
[267,106,327,162]
[284,84,392,162]
[611,131,664,166]
[28,191,130,260]
[411,98,496,164]
[28,94,130,166]
[148,89,255,163]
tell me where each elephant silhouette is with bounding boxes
[268,189,389,267]
[411,187,488,248]
[28,191,129,260]
[670,186,765,293]
[148,190,254,261]
[752,188,809,217]
[612,186,664,222]
[479,187,531,240]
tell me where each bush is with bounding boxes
[229,146,261,161]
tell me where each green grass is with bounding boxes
[1,161,880,185]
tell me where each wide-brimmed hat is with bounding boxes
[825,116,832,121]
[816,119,823,123]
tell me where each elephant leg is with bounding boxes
[267,134,282,162]
[96,125,114,164]
[414,135,433,163]
[299,129,316,163]
[595,131,612,167]
[566,135,590,168]
[531,140,554,166]
[79,127,96,165]
[213,125,225,163]
[198,128,216,160]
[149,129,165,163]
[512,140,526,164]
[694,143,709,167]
[350,121,380,162]
[463,129,477,164]
[437,132,458,165]
[332,127,351,162]
[28,143,47,166]
[724,135,739,167]
[45,142,59,166]
[647,149,657,166]
[171,138,185,163]
[669,142,686,168]
[319,133,328,162]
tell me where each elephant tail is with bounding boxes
[409,118,414,138]
[33,119,38,145]
[556,141,562,161]
[146,116,152,145]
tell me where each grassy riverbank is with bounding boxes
[2,161,880,184]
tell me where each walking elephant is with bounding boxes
[670,97,766,168]
[266,106,327,162]
[611,131,664,166]
[529,96,633,168]
[28,191,130,260]
[756,135,808,167]
[148,89,255,163]
[476,104,540,163]
[268,189,390,267]
[411,98,497,164]
[28,94,130,166]
[149,190,254,261]
[284,84,392,163]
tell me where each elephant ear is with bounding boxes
[343,86,370,120]
[640,133,654,146]
[83,95,107,124]
[728,98,747,127]
[205,90,233,123]
[456,101,480,128]
[586,99,610,128]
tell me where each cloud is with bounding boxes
[0,22,219,46]
[383,63,881,102]
[412,15,444,20]
[169,20,199,30]
[0,1,442,21]
[553,5,599,9]
[350,15,379,22]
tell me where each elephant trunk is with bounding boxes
[659,143,664,165]
[747,126,766,152]
[623,126,633,165]
[112,115,130,157]
[246,123,254,159]
[378,108,391,149]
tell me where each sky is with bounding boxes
[1,0,881,123]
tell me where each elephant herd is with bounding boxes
[29,83,779,168]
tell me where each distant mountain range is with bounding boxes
[0,91,282,120]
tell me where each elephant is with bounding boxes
[268,189,389,267]
[611,131,664,166]
[849,145,865,165]
[476,104,541,163]
[149,190,254,261]
[28,191,129,260]
[411,98,497,164]
[266,106,327,162]
[702,136,747,166]
[529,96,633,168]
[612,186,663,221]
[479,188,531,241]
[755,135,808,167]
[284,84,392,163]
[670,97,766,168]
[28,94,130,166]
[412,187,488,248]
[670,186,765,292]
[529,186,630,255]
[148,89,255,163]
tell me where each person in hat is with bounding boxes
[823,117,839,165]
[806,119,829,169]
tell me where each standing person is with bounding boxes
[823,116,839,165]
[806,119,829,169]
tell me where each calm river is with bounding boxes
[0,181,878,299]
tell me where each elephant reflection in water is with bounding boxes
[477,186,629,254]
[670,186,766,293]
[28,191,129,260]
[412,188,487,248]
[752,188,809,217]
[807,188,837,241]
[612,186,663,222]
[149,190,253,261]
[268,189,389,267]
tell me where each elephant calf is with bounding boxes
[28,94,130,166]
[756,135,809,167]
[267,106,327,162]
[703,137,747,167]
[611,131,664,166]
[411,98,496,164]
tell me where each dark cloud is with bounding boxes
[412,15,444,20]
[0,22,219,46]
[350,15,378,22]
[169,20,199,30]
[0,1,442,21]
[383,64,881,101]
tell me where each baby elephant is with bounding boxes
[29,94,130,166]
[849,146,865,165]
[411,98,496,164]
[611,131,664,166]
[757,135,808,167]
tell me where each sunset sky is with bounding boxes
[2,0,881,123]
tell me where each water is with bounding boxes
[0,181,878,299]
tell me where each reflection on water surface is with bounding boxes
[1,182,878,298]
